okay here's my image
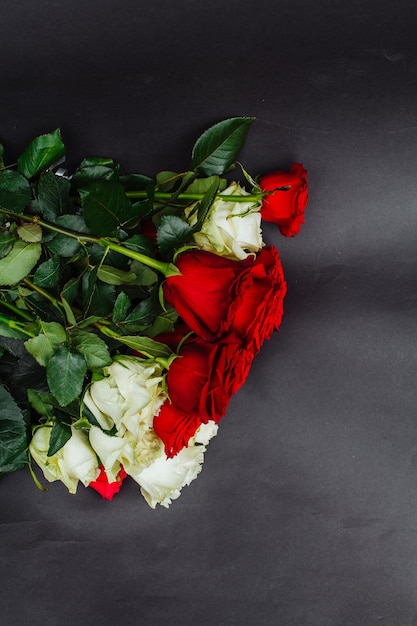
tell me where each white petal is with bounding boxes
[60,429,99,488]
[84,379,124,430]
[192,421,219,445]
[89,425,126,482]
[132,445,206,508]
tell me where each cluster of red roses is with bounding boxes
[153,246,285,455]
[155,163,308,456]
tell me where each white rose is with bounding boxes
[122,429,164,475]
[83,376,124,431]
[127,421,217,508]
[88,425,163,482]
[88,425,127,483]
[29,426,99,494]
[133,445,205,508]
[83,357,166,436]
[186,182,263,260]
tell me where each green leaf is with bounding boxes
[82,267,97,314]
[191,117,255,176]
[70,329,112,370]
[72,417,92,430]
[37,171,71,221]
[27,389,79,417]
[46,347,87,406]
[77,157,118,169]
[90,282,116,317]
[24,321,67,366]
[157,215,193,256]
[120,173,154,191]
[17,222,43,243]
[0,240,42,286]
[123,297,157,327]
[60,297,77,326]
[27,388,54,418]
[112,335,173,359]
[73,158,120,186]
[0,321,27,340]
[76,315,105,329]
[33,256,60,287]
[17,129,65,179]
[129,261,157,286]
[0,232,15,259]
[191,178,220,232]
[0,144,4,169]
[124,234,156,257]
[47,419,72,457]
[25,335,55,367]
[146,314,176,337]
[79,180,133,236]
[0,170,32,214]
[82,267,116,317]
[146,304,178,338]
[185,175,227,195]
[112,291,131,323]
[61,276,81,305]
[75,166,120,185]
[82,402,104,428]
[119,174,155,222]
[0,383,28,474]
[155,171,178,192]
[46,214,88,257]
[25,292,63,323]
[89,243,129,271]
[97,264,137,286]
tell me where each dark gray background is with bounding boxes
[1,1,417,624]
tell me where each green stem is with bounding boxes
[95,323,119,340]
[0,208,98,243]
[0,208,179,278]
[0,313,34,337]
[0,298,35,321]
[27,455,48,492]
[126,190,265,203]
[23,278,65,313]
[98,238,180,276]
[95,323,172,370]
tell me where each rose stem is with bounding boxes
[0,208,179,278]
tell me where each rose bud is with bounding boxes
[260,163,308,236]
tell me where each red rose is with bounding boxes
[231,245,287,354]
[163,250,252,341]
[163,246,286,352]
[153,402,202,458]
[166,333,253,418]
[153,331,254,456]
[260,163,308,236]
[89,465,127,500]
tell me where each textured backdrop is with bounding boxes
[1,1,417,624]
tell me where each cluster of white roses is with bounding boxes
[29,357,218,508]
[28,186,262,507]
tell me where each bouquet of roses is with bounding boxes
[0,117,308,507]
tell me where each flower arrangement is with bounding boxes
[0,118,308,507]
